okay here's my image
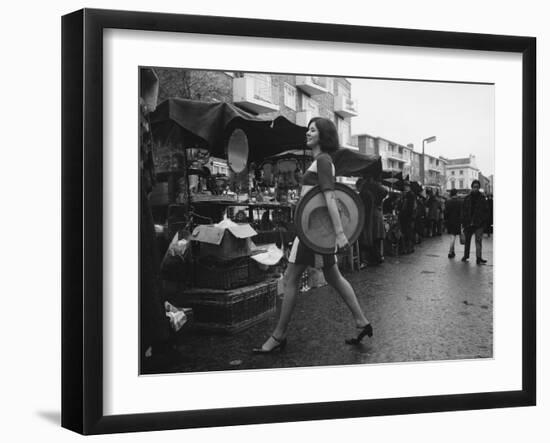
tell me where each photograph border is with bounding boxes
[61,8,536,435]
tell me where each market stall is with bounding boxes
[148,98,381,333]
[149,99,307,333]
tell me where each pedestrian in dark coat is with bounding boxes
[359,176,388,265]
[461,180,489,265]
[436,191,445,235]
[444,188,462,258]
[415,194,426,241]
[399,181,416,254]
[426,190,441,237]
[357,178,374,249]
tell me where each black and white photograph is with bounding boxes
[139,67,495,375]
[1,0,535,439]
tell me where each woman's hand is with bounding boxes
[335,231,350,251]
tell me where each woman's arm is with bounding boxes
[324,189,348,250]
[316,154,348,250]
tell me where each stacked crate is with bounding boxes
[164,222,277,334]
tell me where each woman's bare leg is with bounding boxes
[449,235,456,254]
[257,263,307,351]
[323,264,369,328]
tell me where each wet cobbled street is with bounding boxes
[144,235,493,374]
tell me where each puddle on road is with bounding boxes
[421,270,435,274]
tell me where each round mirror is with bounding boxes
[226,128,249,173]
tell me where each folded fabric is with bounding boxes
[250,243,284,266]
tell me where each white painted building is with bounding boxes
[446,154,479,191]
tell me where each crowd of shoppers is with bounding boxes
[358,178,492,266]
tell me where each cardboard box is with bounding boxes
[191,222,257,260]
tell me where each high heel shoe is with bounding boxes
[345,323,373,345]
[252,335,287,354]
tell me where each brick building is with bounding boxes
[155,68,359,150]
[352,134,448,191]
[422,153,447,191]
[352,134,413,171]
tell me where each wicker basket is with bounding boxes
[163,279,277,334]
[195,256,266,290]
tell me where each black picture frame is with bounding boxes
[62,8,536,435]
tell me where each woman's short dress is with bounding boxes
[288,153,337,270]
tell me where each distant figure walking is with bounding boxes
[444,188,462,258]
[426,190,441,237]
[461,180,489,265]
[358,175,387,266]
[399,181,416,254]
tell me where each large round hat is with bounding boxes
[294,183,365,255]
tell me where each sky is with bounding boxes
[349,78,495,176]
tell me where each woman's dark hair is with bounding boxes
[471,179,481,188]
[308,117,340,153]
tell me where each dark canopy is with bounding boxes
[149,98,306,164]
[149,98,381,178]
[331,149,382,178]
[261,147,382,178]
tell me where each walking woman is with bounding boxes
[444,188,462,258]
[253,117,373,353]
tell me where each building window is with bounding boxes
[337,118,350,146]
[336,82,349,98]
[283,83,296,110]
[326,78,334,94]
[451,171,455,175]
[247,73,273,103]
[459,179,464,189]
[310,76,328,89]
[460,170,464,175]
[303,95,319,115]
[450,179,455,189]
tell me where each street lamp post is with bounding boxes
[421,136,437,185]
